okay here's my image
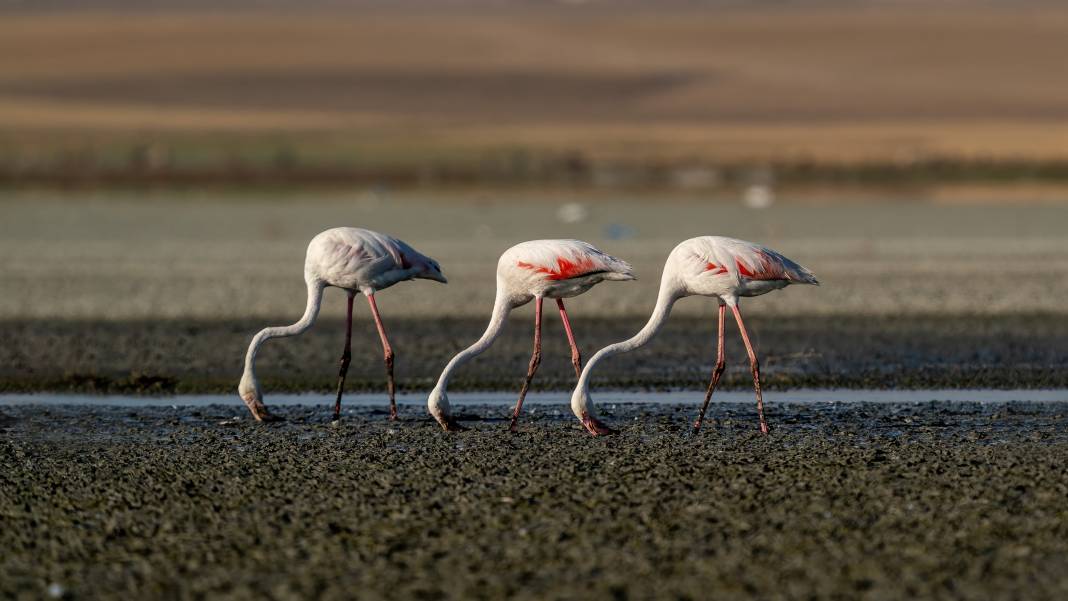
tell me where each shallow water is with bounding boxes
[3,388,1067,407]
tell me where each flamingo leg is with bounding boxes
[730,304,768,435]
[561,299,615,435]
[556,298,582,379]
[366,294,397,421]
[332,292,355,422]
[509,297,543,432]
[694,303,727,433]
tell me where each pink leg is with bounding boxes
[332,292,355,422]
[366,294,398,421]
[561,299,615,435]
[509,297,543,432]
[694,303,727,433]
[556,299,582,379]
[730,304,768,435]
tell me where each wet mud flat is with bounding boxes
[3,313,1068,394]
[3,402,1068,600]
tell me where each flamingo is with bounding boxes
[570,236,818,435]
[239,227,447,422]
[427,239,635,433]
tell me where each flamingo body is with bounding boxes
[428,239,634,432]
[239,227,446,422]
[571,236,818,435]
[501,239,635,301]
[308,227,445,294]
[666,236,817,299]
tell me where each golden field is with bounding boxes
[2,5,1068,173]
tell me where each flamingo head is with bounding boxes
[427,386,451,427]
[569,386,591,421]
[415,258,448,284]
[238,372,262,405]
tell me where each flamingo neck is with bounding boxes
[433,285,515,392]
[240,278,325,397]
[572,277,681,418]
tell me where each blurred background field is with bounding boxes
[4,193,1068,320]
[4,2,1068,195]
[2,0,1067,392]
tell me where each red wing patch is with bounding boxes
[736,259,756,278]
[704,262,728,275]
[736,252,787,281]
[706,253,787,281]
[518,256,598,281]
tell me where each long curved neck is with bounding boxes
[575,279,681,397]
[434,285,515,391]
[241,278,325,392]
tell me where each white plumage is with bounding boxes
[428,239,634,432]
[571,236,818,436]
[667,236,818,299]
[239,227,446,422]
[308,227,446,294]
[500,239,635,298]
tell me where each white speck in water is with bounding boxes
[47,583,64,598]
[743,184,775,209]
[386,429,396,435]
[556,202,588,224]
[500,496,514,504]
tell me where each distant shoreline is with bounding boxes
[5,156,1068,199]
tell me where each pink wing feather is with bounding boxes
[514,240,632,281]
[698,237,817,284]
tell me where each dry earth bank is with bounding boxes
[3,314,1067,393]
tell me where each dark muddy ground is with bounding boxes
[3,314,1067,394]
[2,402,1068,600]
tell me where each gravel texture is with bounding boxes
[3,402,1068,600]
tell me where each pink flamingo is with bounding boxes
[428,240,635,433]
[239,227,446,422]
[570,236,818,435]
